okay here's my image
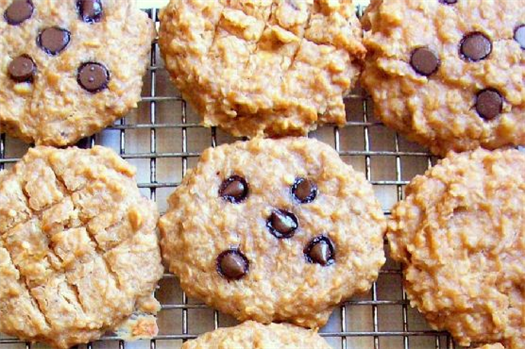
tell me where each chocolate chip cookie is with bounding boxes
[159,137,386,328]
[159,0,366,138]
[0,146,163,348]
[182,321,331,349]
[388,148,525,348]
[0,0,155,146]
[361,0,525,156]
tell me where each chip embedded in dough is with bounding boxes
[388,148,525,348]
[160,137,386,328]
[0,0,155,146]
[0,146,163,348]
[159,0,366,138]
[182,321,332,349]
[361,0,525,156]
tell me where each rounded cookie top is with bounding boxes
[361,0,525,156]
[387,148,525,348]
[0,0,155,146]
[159,0,366,138]
[182,321,331,349]
[0,146,163,348]
[160,137,386,328]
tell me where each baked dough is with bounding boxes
[160,137,386,328]
[0,146,163,348]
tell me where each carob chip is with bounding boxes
[4,0,33,25]
[304,236,335,266]
[219,175,248,203]
[217,249,249,280]
[476,89,503,120]
[410,47,440,76]
[8,55,36,83]
[514,25,525,50]
[292,178,318,204]
[77,62,110,93]
[38,27,71,56]
[77,0,103,24]
[460,32,492,62]
[267,209,298,239]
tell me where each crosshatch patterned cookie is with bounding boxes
[388,149,525,348]
[0,0,155,146]
[182,321,331,349]
[0,146,164,348]
[159,0,366,138]
[361,0,525,156]
[160,137,386,328]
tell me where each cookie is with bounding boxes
[182,321,331,349]
[159,137,386,328]
[387,148,525,348]
[361,0,525,156]
[0,0,155,146]
[0,146,163,348]
[159,0,366,138]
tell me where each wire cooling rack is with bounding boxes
[0,6,456,350]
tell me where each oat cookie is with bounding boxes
[159,0,366,138]
[0,0,155,146]
[0,146,163,348]
[388,148,525,348]
[160,137,386,328]
[182,321,331,349]
[361,0,525,156]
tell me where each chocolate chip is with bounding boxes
[77,0,103,24]
[476,89,503,120]
[439,0,457,4]
[4,0,33,25]
[267,209,298,239]
[460,32,492,62]
[292,178,317,204]
[77,62,110,93]
[514,25,525,50]
[8,55,36,83]
[305,236,335,266]
[219,175,248,203]
[217,249,249,280]
[410,47,440,76]
[37,27,71,56]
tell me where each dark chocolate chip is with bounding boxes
[77,62,110,93]
[37,27,71,56]
[410,47,440,76]
[8,55,36,83]
[77,0,103,24]
[476,89,503,120]
[219,175,248,203]
[292,178,318,204]
[514,25,525,50]
[460,32,492,62]
[267,209,298,239]
[439,0,457,4]
[217,249,249,280]
[304,236,335,266]
[4,0,33,25]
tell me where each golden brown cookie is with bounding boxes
[0,146,163,348]
[362,0,525,156]
[159,0,366,138]
[0,0,155,146]
[160,137,386,328]
[182,321,331,349]
[388,148,525,348]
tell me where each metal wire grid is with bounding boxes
[0,6,457,349]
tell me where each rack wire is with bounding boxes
[0,6,455,349]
